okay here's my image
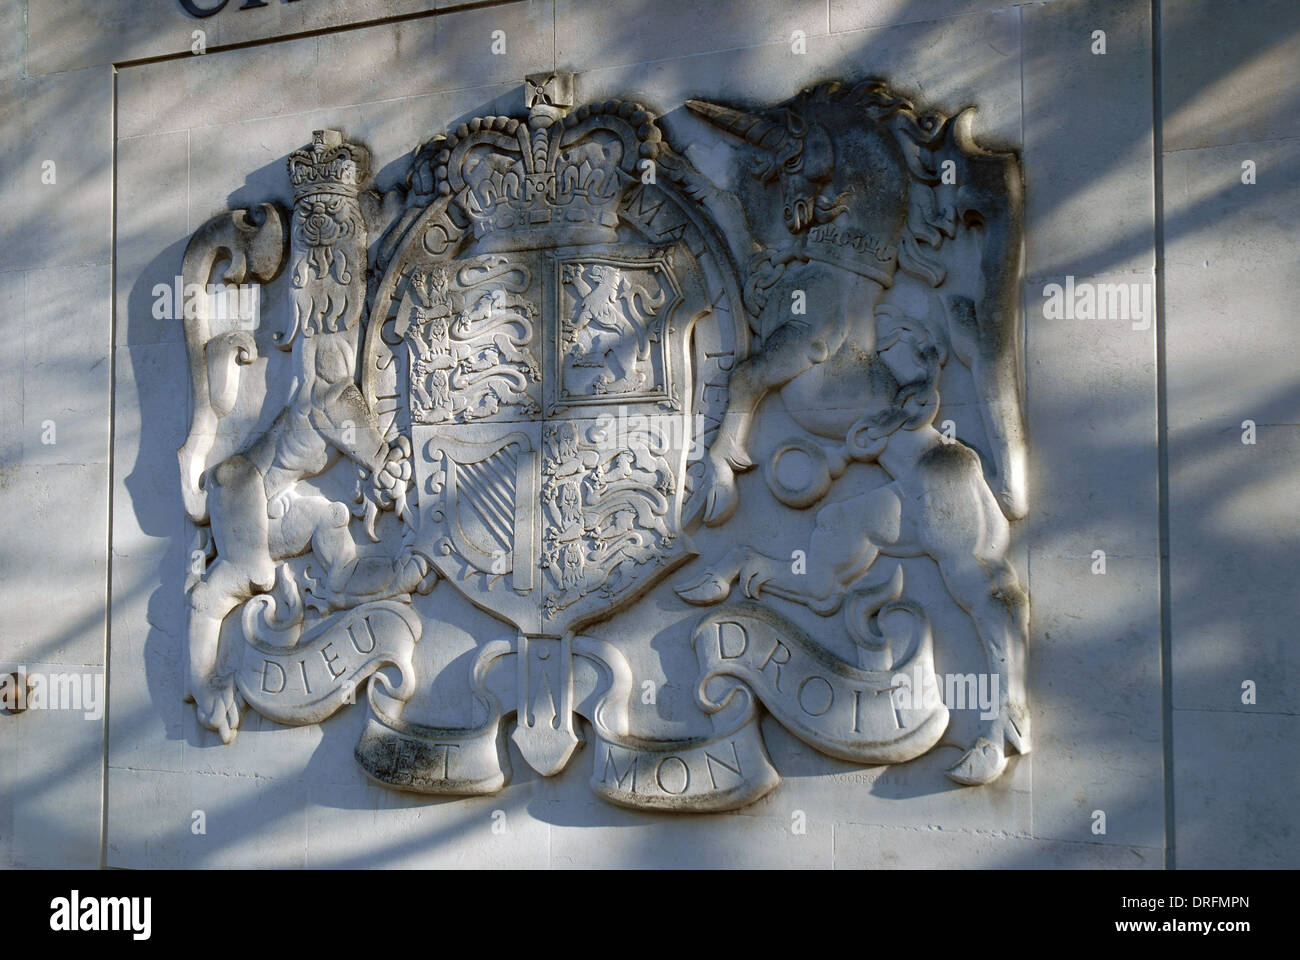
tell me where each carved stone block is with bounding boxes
[173,78,1028,811]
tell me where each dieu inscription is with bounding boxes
[176,73,1028,809]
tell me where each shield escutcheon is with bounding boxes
[398,244,698,638]
[357,95,747,776]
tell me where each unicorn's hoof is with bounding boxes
[724,448,754,471]
[675,572,733,606]
[703,477,739,527]
[945,737,1008,786]
[739,566,771,600]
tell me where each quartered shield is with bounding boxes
[394,245,699,637]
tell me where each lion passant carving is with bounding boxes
[175,74,1028,807]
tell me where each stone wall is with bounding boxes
[0,0,1295,869]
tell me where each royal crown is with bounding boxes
[288,129,371,200]
[428,76,664,252]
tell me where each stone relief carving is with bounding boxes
[176,74,1028,808]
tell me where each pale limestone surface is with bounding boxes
[1159,0,1300,869]
[0,0,1294,870]
[0,3,114,869]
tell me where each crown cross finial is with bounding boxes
[524,72,575,112]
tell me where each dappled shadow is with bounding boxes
[7,0,1296,870]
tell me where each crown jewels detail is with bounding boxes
[426,89,664,252]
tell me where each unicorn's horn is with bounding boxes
[685,99,788,152]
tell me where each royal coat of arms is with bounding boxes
[175,74,1028,809]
